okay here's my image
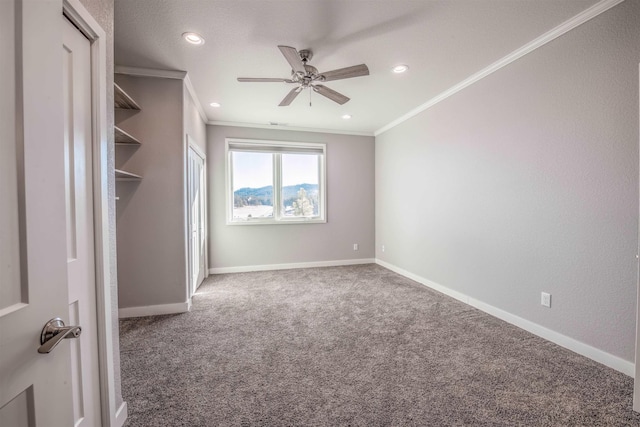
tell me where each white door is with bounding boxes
[188,145,206,296]
[0,3,100,426]
[62,16,102,427]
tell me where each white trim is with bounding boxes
[114,65,186,80]
[186,137,207,301]
[209,258,375,274]
[634,63,640,412]
[471,297,634,376]
[210,120,374,137]
[376,259,635,377]
[374,0,627,136]
[200,140,209,282]
[114,66,208,122]
[181,134,190,316]
[118,301,191,318]
[188,135,206,159]
[114,402,128,427]
[184,74,208,123]
[113,1,624,139]
[62,2,122,427]
[225,138,327,225]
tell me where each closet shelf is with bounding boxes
[115,126,142,145]
[115,169,142,181]
[114,83,141,110]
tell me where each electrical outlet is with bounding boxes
[541,292,551,308]
[353,243,358,251]
[382,245,385,252]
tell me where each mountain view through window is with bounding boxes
[232,152,320,220]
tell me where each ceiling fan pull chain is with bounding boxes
[309,88,312,107]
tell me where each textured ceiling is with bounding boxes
[114,0,600,135]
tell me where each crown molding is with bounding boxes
[209,120,374,137]
[375,0,627,136]
[114,0,625,138]
[184,74,208,123]
[114,66,208,122]
[114,65,186,80]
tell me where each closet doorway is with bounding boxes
[187,140,207,298]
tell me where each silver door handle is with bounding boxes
[38,317,82,354]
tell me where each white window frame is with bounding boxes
[225,138,327,225]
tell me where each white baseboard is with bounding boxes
[118,301,191,318]
[114,401,128,427]
[375,259,634,377]
[209,258,375,274]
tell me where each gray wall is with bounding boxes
[115,75,188,308]
[77,0,124,408]
[376,0,640,362]
[184,90,207,153]
[208,125,375,269]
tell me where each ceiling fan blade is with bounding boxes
[238,77,293,83]
[279,87,303,106]
[278,45,306,74]
[312,85,350,105]
[320,64,369,82]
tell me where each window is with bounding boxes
[226,139,326,224]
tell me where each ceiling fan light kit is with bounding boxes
[238,45,369,107]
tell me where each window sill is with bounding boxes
[226,218,326,226]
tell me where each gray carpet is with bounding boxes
[120,264,640,426]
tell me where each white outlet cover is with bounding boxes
[541,292,551,308]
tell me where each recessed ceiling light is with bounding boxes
[392,64,409,73]
[342,114,352,120]
[182,32,205,45]
[209,102,221,108]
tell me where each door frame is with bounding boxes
[62,1,125,426]
[635,64,640,412]
[186,135,208,301]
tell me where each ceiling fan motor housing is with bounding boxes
[291,64,325,86]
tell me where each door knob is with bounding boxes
[38,317,82,354]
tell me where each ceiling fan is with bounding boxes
[237,45,369,106]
